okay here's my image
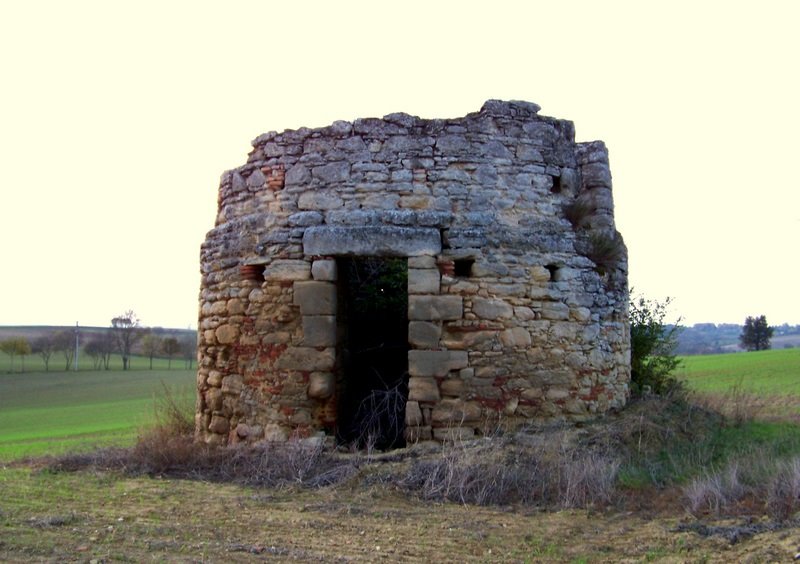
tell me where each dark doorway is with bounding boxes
[336,257,409,449]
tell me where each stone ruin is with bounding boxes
[196,100,630,448]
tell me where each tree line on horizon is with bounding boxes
[0,310,195,373]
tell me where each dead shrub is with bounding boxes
[399,433,619,509]
[563,197,595,229]
[766,457,800,521]
[584,231,625,274]
[557,448,620,508]
[684,463,747,516]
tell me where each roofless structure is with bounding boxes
[196,100,630,447]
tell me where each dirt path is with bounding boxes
[2,467,800,562]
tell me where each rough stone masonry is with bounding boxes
[196,100,630,446]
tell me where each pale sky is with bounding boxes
[1,1,798,329]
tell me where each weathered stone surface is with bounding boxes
[408,255,437,269]
[312,162,351,183]
[408,295,463,320]
[275,347,335,371]
[440,329,497,350]
[293,281,336,315]
[204,387,222,411]
[298,191,344,211]
[302,315,336,347]
[472,298,513,320]
[221,374,243,395]
[408,268,440,294]
[311,259,337,281]
[440,378,465,397]
[431,399,482,424]
[405,401,424,426]
[209,415,230,434]
[408,321,441,349]
[541,302,570,320]
[215,324,239,344]
[408,377,441,403]
[409,350,469,377]
[263,259,311,281]
[308,372,335,399]
[303,226,441,257]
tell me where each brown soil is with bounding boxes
[2,466,800,563]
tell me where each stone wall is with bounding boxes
[196,100,630,446]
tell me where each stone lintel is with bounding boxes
[303,226,441,257]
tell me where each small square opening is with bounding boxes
[545,264,559,281]
[240,263,266,281]
[550,175,562,194]
[454,259,474,277]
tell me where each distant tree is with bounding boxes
[83,339,104,370]
[111,310,143,370]
[629,294,682,395]
[84,331,114,370]
[1,337,31,373]
[740,315,774,351]
[31,334,56,372]
[140,332,162,370]
[17,338,31,372]
[181,334,196,369]
[52,330,76,371]
[161,336,180,369]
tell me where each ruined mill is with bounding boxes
[196,100,630,448]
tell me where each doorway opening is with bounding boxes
[336,257,409,449]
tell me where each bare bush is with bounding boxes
[399,433,619,509]
[767,457,800,521]
[684,463,746,516]
[557,448,620,508]
[350,380,406,450]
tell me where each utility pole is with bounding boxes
[74,322,79,371]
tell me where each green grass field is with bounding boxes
[0,366,195,460]
[678,348,800,394]
[0,350,192,373]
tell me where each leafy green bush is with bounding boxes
[630,295,682,395]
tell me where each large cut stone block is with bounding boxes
[409,350,469,377]
[311,259,337,281]
[472,297,513,320]
[408,321,441,349]
[408,295,463,320]
[263,259,311,281]
[408,377,440,402]
[293,281,337,315]
[405,401,424,426]
[303,226,441,257]
[431,399,482,424]
[408,268,440,294]
[302,315,336,347]
[298,191,344,210]
[541,302,569,320]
